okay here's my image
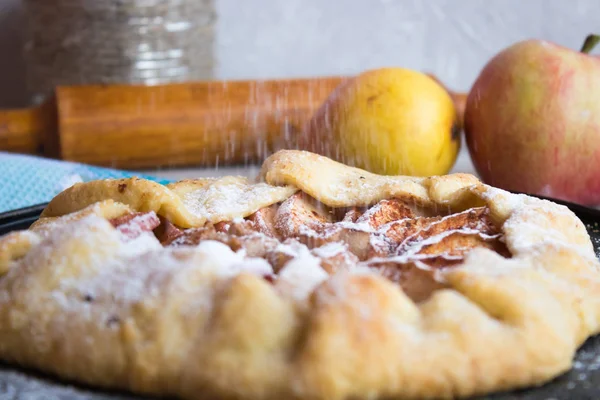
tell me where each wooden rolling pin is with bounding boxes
[0,75,466,170]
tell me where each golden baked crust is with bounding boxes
[0,150,599,400]
[41,176,297,228]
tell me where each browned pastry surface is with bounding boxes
[0,150,599,400]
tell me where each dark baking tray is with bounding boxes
[1,197,600,400]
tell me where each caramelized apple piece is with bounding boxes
[166,226,230,247]
[153,217,184,245]
[355,199,415,228]
[247,204,279,237]
[369,260,449,303]
[312,243,359,274]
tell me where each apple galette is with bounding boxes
[0,150,599,400]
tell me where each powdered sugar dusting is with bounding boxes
[39,239,277,336]
[56,174,84,191]
[114,212,160,241]
[181,178,295,222]
[336,219,376,233]
[312,242,347,258]
[30,203,109,239]
[276,252,328,302]
[274,240,313,259]
[478,185,524,211]
[189,241,276,278]
[118,232,162,257]
[2,152,600,399]
[274,193,333,239]
[4,175,589,325]
[398,228,500,256]
[500,194,595,261]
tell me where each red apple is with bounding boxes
[464,35,600,206]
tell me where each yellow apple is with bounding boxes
[300,67,461,176]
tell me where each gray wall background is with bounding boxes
[0,0,599,108]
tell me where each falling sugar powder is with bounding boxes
[56,174,84,191]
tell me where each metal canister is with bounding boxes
[22,0,216,103]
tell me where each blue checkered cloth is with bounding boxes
[0,152,173,213]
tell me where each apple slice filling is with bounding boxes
[109,192,509,302]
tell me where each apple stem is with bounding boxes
[580,34,600,54]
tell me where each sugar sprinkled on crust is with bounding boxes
[276,252,329,302]
[312,242,348,258]
[1,150,600,400]
[180,177,296,223]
